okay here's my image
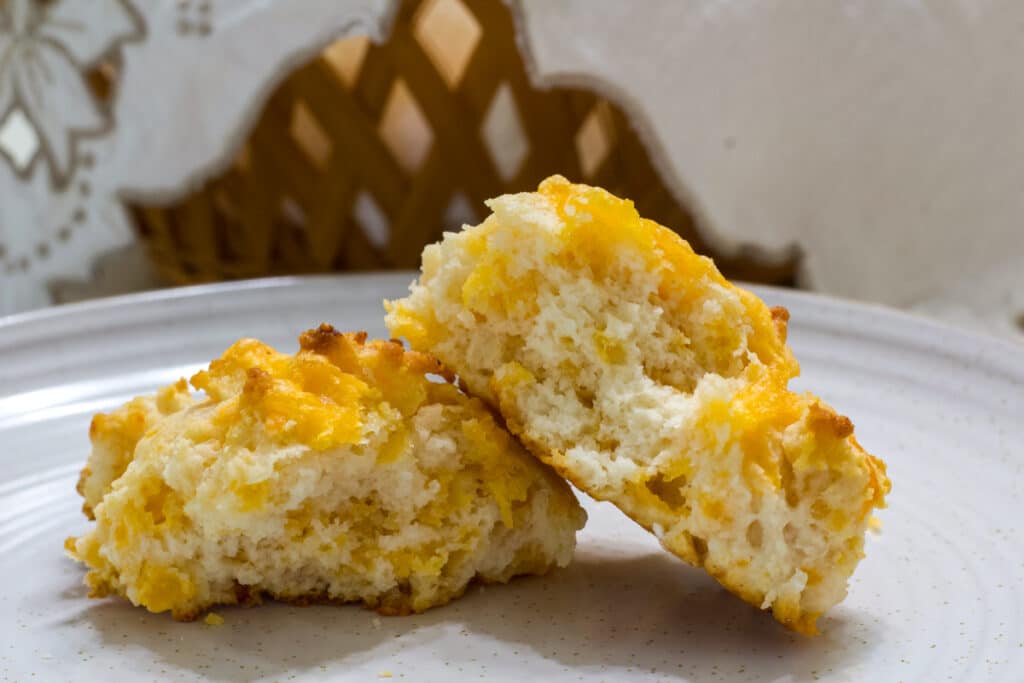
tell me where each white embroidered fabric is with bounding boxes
[1,0,1021,339]
[0,0,393,313]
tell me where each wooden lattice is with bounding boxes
[128,0,796,285]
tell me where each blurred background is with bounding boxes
[1,0,1021,339]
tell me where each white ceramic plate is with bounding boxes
[2,274,1022,682]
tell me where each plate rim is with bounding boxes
[2,270,1015,356]
[0,273,412,331]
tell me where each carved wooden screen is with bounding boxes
[128,0,795,286]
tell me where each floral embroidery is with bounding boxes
[0,0,142,188]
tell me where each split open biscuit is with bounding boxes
[385,176,890,634]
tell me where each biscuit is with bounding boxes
[67,325,585,619]
[386,176,889,634]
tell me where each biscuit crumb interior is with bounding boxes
[67,325,585,619]
[386,175,889,634]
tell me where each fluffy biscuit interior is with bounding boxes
[386,176,889,634]
[67,325,585,619]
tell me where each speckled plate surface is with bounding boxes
[2,274,1022,682]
